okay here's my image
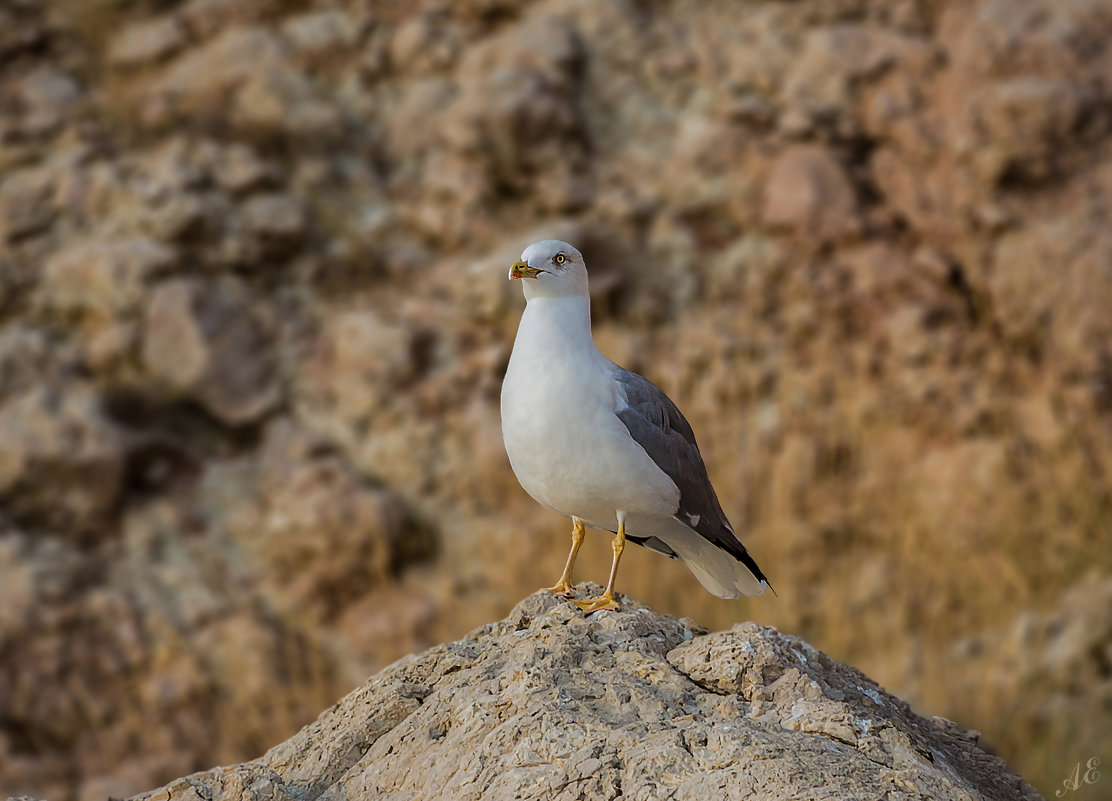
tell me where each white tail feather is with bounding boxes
[655,523,766,599]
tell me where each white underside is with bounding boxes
[501,295,764,599]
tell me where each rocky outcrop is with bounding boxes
[123,588,1041,801]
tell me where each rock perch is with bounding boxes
[120,587,1041,801]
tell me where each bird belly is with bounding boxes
[502,360,679,528]
[505,414,680,527]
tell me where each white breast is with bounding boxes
[500,297,680,530]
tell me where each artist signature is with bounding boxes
[1056,757,1101,797]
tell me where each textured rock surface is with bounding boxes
[2,0,1112,798]
[125,589,1041,801]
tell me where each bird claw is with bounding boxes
[546,581,575,598]
[572,594,621,615]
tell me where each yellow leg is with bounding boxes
[573,516,625,614]
[546,517,585,597]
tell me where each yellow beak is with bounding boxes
[510,261,544,280]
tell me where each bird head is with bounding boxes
[509,240,588,299]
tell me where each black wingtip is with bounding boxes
[738,547,776,598]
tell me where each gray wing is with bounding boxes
[612,368,769,585]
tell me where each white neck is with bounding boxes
[526,293,591,333]
[516,294,604,365]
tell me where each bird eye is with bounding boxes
[554,253,566,265]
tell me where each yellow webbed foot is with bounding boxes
[572,593,620,614]
[546,579,575,598]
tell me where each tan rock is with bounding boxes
[946,573,1112,797]
[973,78,1084,185]
[240,193,306,243]
[294,309,417,430]
[148,26,285,113]
[0,385,124,533]
[142,277,279,426]
[14,69,83,135]
[0,164,55,242]
[128,591,1041,801]
[39,237,176,321]
[141,26,339,137]
[424,14,589,209]
[235,421,436,620]
[0,326,53,400]
[109,16,186,68]
[232,67,339,139]
[0,509,348,801]
[177,0,261,39]
[211,143,277,195]
[763,145,860,239]
[280,10,365,58]
[389,9,459,74]
[781,25,934,135]
[989,214,1112,377]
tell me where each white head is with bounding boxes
[509,240,588,300]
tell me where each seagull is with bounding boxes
[501,240,770,613]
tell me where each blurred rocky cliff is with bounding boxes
[1,0,1110,798]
